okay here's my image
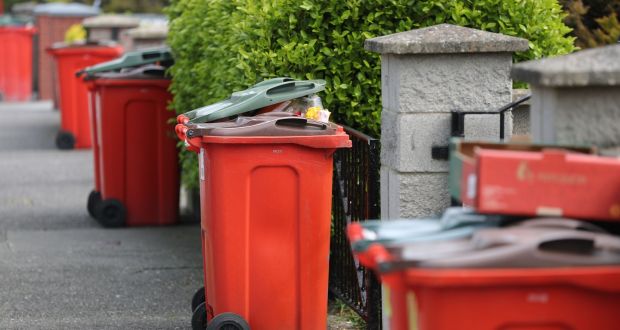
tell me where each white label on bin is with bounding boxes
[199,149,205,181]
[527,292,549,304]
[466,174,477,199]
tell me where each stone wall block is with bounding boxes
[396,53,513,113]
[381,167,451,219]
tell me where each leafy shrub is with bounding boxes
[166,0,575,188]
[561,0,620,48]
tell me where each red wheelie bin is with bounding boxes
[47,42,123,149]
[177,106,351,329]
[82,64,178,227]
[349,218,620,330]
[0,17,35,101]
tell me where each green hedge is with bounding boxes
[166,0,575,189]
[561,0,620,48]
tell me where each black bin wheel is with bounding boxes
[192,302,208,330]
[206,312,250,330]
[95,198,126,228]
[55,131,75,150]
[87,190,101,219]
[191,286,206,312]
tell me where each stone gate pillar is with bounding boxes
[365,24,529,218]
[512,44,620,155]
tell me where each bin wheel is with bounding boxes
[55,131,75,150]
[95,199,126,228]
[87,190,101,219]
[191,286,206,312]
[206,313,250,330]
[192,302,208,330]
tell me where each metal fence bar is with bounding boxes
[329,125,381,329]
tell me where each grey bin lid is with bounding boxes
[185,112,338,138]
[90,64,168,80]
[183,78,326,123]
[381,218,620,272]
[78,47,173,77]
[34,3,100,17]
[82,15,140,29]
[126,25,168,39]
[351,207,502,253]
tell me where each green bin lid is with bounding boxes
[184,78,326,123]
[77,47,173,77]
[0,15,30,26]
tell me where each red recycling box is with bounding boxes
[465,149,620,221]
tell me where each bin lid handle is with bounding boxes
[516,218,606,233]
[275,117,327,130]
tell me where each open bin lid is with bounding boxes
[33,3,99,17]
[185,112,339,138]
[78,47,173,78]
[183,78,326,123]
[381,218,620,272]
[350,207,502,253]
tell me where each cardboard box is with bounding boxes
[468,148,620,221]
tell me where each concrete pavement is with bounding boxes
[0,102,203,330]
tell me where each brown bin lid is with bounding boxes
[379,219,620,272]
[185,113,339,138]
[417,219,620,269]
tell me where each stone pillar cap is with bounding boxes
[364,23,529,55]
[512,44,620,87]
[83,15,141,29]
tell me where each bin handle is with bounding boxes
[175,122,201,153]
[347,223,365,244]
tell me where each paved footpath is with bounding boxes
[0,102,203,330]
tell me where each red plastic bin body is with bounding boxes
[87,77,179,226]
[47,45,123,148]
[379,266,620,330]
[0,26,35,101]
[196,133,350,329]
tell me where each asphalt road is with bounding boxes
[0,102,203,330]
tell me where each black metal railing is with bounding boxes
[329,126,381,329]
